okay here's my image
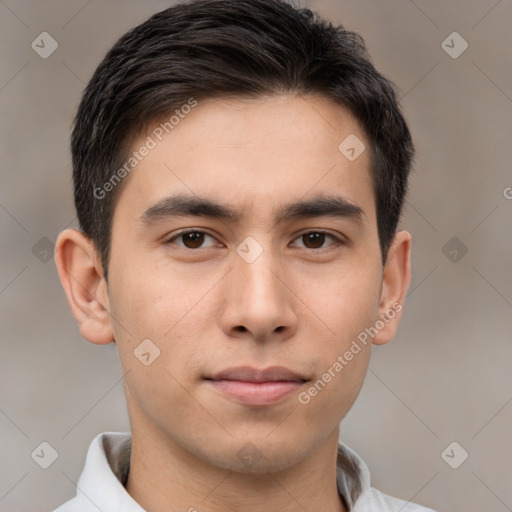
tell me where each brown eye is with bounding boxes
[302,232,326,249]
[292,231,341,250]
[181,231,205,249]
[166,230,218,249]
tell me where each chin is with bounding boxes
[196,435,314,474]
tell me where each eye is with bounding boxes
[165,229,220,249]
[291,230,343,250]
[164,229,344,251]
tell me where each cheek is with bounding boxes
[297,262,380,398]
[110,272,203,428]
[296,261,382,338]
[108,254,189,336]
[107,259,210,384]
[299,346,371,429]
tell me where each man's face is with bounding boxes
[106,94,384,472]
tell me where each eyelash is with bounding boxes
[164,229,345,250]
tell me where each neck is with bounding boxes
[125,425,346,512]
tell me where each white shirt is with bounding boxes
[53,431,436,512]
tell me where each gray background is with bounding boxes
[1,0,511,511]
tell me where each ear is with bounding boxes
[372,230,412,346]
[54,229,114,345]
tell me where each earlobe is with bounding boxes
[372,230,412,346]
[54,229,114,345]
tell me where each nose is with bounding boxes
[219,239,298,342]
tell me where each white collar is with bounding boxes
[59,431,433,512]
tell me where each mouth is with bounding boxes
[204,366,308,406]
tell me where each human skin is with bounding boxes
[55,94,411,512]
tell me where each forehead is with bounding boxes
[112,94,375,224]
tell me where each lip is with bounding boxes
[205,366,308,406]
[209,365,306,382]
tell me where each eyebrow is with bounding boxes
[138,193,365,226]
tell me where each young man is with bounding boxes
[53,0,436,510]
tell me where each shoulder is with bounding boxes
[336,441,437,512]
